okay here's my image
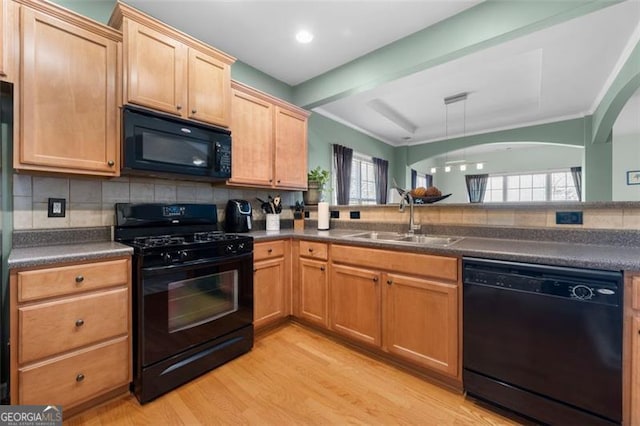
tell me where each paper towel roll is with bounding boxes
[317,201,330,230]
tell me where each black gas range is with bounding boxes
[114,203,254,404]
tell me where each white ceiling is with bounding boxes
[125,0,639,149]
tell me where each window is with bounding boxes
[349,154,376,205]
[416,173,427,188]
[483,170,578,203]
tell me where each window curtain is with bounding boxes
[373,157,389,204]
[465,174,489,203]
[570,166,582,201]
[410,169,417,189]
[333,144,353,205]
[425,174,433,188]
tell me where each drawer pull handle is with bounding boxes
[373,277,379,283]
[76,373,85,382]
[308,248,313,252]
[268,248,273,253]
[387,279,393,285]
[320,266,325,272]
[75,275,84,284]
[75,319,85,327]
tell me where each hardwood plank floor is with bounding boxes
[65,324,522,425]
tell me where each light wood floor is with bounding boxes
[66,324,522,425]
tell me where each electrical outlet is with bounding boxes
[556,211,583,225]
[350,211,361,219]
[48,198,66,218]
[304,210,310,218]
[330,210,340,219]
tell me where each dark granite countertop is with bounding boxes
[8,226,640,272]
[8,242,133,269]
[249,229,640,272]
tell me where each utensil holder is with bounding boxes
[266,214,280,231]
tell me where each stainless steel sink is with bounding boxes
[343,231,463,246]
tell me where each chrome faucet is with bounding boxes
[399,192,420,234]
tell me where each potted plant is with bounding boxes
[303,166,330,205]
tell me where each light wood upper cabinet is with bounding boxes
[125,19,185,116]
[383,272,458,377]
[229,81,310,190]
[230,87,273,186]
[16,2,121,176]
[330,264,382,347]
[188,48,231,125]
[111,2,234,128]
[0,0,5,77]
[632,316,640,426]
[274,106,308,188]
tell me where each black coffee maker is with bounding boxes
[225,199,252,232]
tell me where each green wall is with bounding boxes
[50,0,115,23]
[308,113,395,174]
[231,62,293,103]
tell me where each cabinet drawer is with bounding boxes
[17,258,129,302]
[332,244,458,282]
[19,288,129,364]
[19,336,129,407]
[299,241,328,260]
[254,240,286,261]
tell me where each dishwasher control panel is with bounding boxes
[463,257,622,306]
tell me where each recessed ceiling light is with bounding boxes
[295,30,314,44]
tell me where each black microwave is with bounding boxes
[122,106,231,181]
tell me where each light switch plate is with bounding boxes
[48,198,66,218]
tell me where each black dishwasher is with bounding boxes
[463,257,622,425]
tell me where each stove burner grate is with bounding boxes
[134,235,186,247]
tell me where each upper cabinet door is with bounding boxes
[187,48,230,127]
[274,106,308,189]
[0,0,7,78]
[229,88,274,187]
[125,19,186,116]
[18,6,120,176]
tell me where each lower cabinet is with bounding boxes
[330,244,460,380]
[330,264,381,346]
[383,272,458,376]
[10,257,132,413]
[253,240,289,330]
[294,240,329,328]
[627,273,640,425]
[298,258,329,328]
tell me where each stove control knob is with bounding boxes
[163,252,173,264]
[238,242,245,251]
[226,244,236,254]
[179,250,188,261]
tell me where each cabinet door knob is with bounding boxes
[277,180,281,184]
[269,179,273,183]
[176,104,182,110]
[191,109,197,114]
[386,279,393,285]
[373,277,379,283]
[75,319,85,327]
[308,248,313,252]
[75,275,84,284]
[253,268,257,273]
[320,266,325,271]
[268,248,273,253]
[107,160,115,167]
[76,373,85,382]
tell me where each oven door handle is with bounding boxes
[141,253,253,275]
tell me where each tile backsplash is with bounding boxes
[13,174,299,230]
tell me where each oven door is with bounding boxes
[140,253,253,366]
